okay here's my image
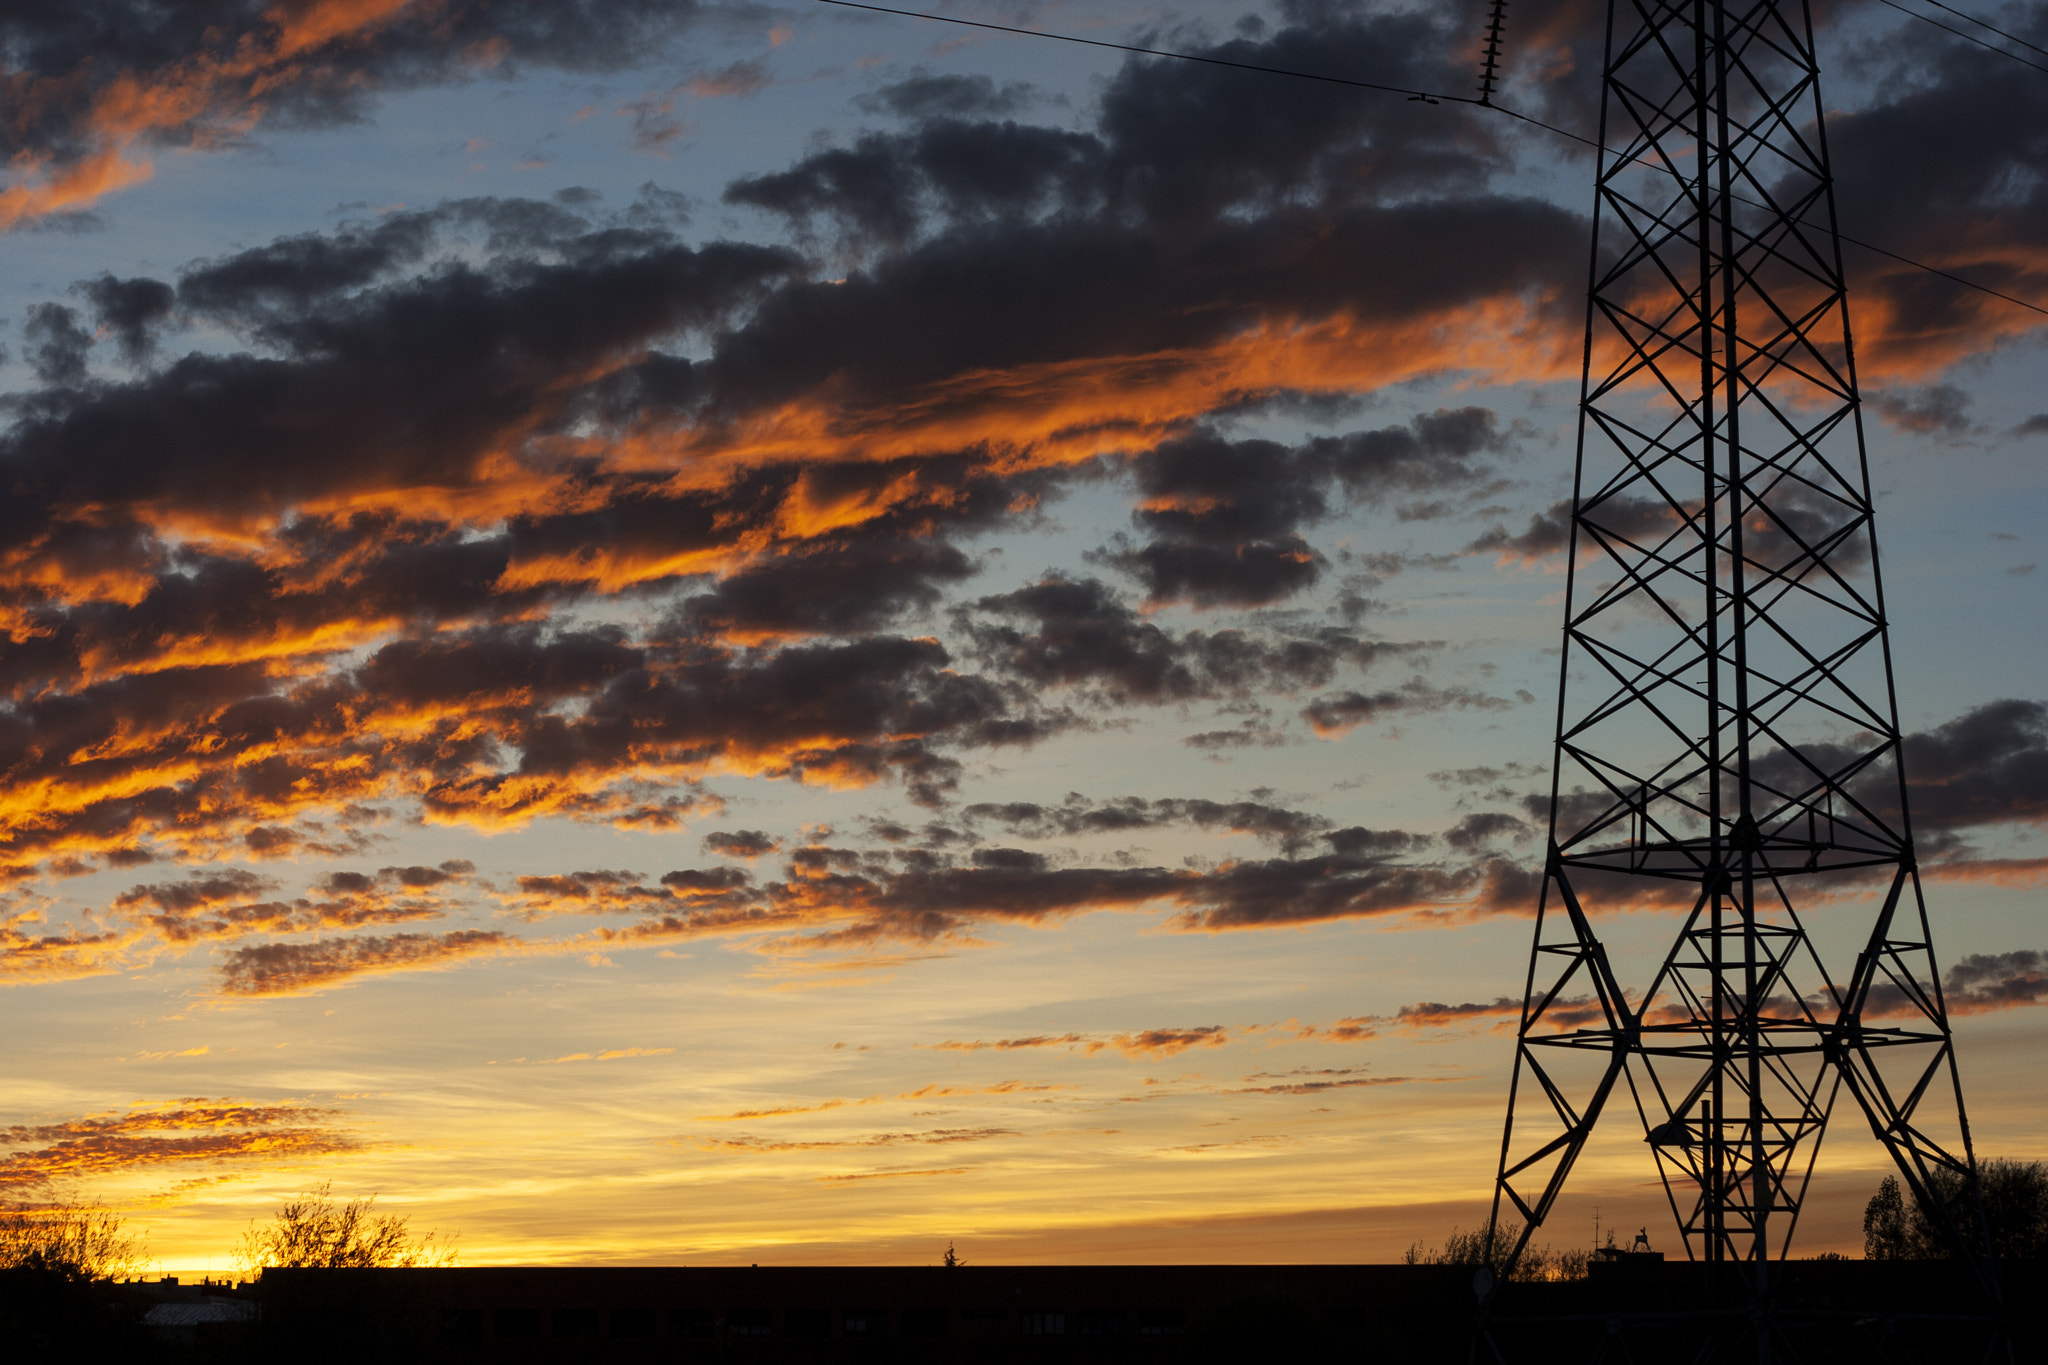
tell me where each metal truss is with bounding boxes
[1485,0,1997,1309]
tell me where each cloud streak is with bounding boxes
[216,929,515,996]
[0,0,700,229]
[0,1099,357,1190]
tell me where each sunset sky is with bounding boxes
[2,0,2044,1275]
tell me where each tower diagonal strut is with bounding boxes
[1485,0,1999,1319]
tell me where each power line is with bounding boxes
[808,0,2048,320]
[1919,0,2048,57]
[1839,233,2048,317]
[1873,0,2048,77]
[811,0,1466,104]
[1898,0,2048,62]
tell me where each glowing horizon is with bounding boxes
[2,0,2043,1274]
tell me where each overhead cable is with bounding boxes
[1913,0,2048,58]
[1872,0,2048,77]
[808,0,2048,320]
[812,0,1463,102]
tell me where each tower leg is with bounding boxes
[1480,0,2000,1349]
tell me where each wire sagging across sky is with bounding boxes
[811,0,2048,320]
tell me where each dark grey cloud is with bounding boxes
[1429,761,1543,790]
[79,275,176,365]
[1100,535,1325,610]
[175,210,452,324]
[695,6,1583,470]
[960,794,1334,854]
[726,121,1103,246]
[529,807,1538,945]
[1,1,704,174]
[22,304,92,385]
[1863,947,2048,1019]
[1896,699,2048,831]
[1943,950,2048,1013]
[731,7,1511,251]
[1871,384,1973,436]
[3,211,799,545]
[217,929,512,995]
[1465,495,1679,562]
[113,867,274,915]
[857,73,1037,122]
[1532,697,2048,868]
[0,611,1083,862]
[678,533,976,639]
[0,4,1611,883]
[1323,826,1432,857]
[1476,483,1872,587]
[1099,408,1511,607]
[1093,5,1509,225]
[1442,811,1532,850]
[1101,429,1328,608]
[709,189,1577,437]
[1183,722,1288,751]
[1814,4,2048,371]
[109,862,455,944]
[789,846,1525,941]
[1164,850,1528,931]
[1300,678,1516,736]
[661,866,752,892]
[370,628,1058,815]
[955,574,1428,706]
[703,830,782,859]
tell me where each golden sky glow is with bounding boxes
[1,0,2044,1274]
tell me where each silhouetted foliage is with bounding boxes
[1864,1158,2048,1260]
[1863,1174,1913,1259]
[1404,1220,1590,1281]
[0,1201,146,1281]
[237,1183,454,1271]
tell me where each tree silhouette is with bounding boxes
[1863,1159,2048,1261]
[0,1201,146,1281]
[237,1183,455,1270]
[1405,1223,1588,1282]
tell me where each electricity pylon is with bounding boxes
[1486,0,1995,1311]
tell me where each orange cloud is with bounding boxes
[920,1026,1232,1059]
[1391,996,1521,1031]
[216,928,514,996]
[0,149,155,231]
[0,916,142,985]
[112,868,454,944]
[536,1046,675,1064]
[1227,1071,1463,1096]
[896,1081,1066,1099]
[1085,1026,1231,1059]
[927,1034,1088,1053]
[0,0,423,231]
[692,1127,1016,1154]
[0,1099,357,1190]
[1921,857,2048,888]
[815,1165,970,1184]
[693,1097,881,1122]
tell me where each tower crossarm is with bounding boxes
[1484,0,1999,1319]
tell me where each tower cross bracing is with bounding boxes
[1488,0,1993,1282]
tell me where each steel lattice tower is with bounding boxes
[1486,0,1995,1291]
